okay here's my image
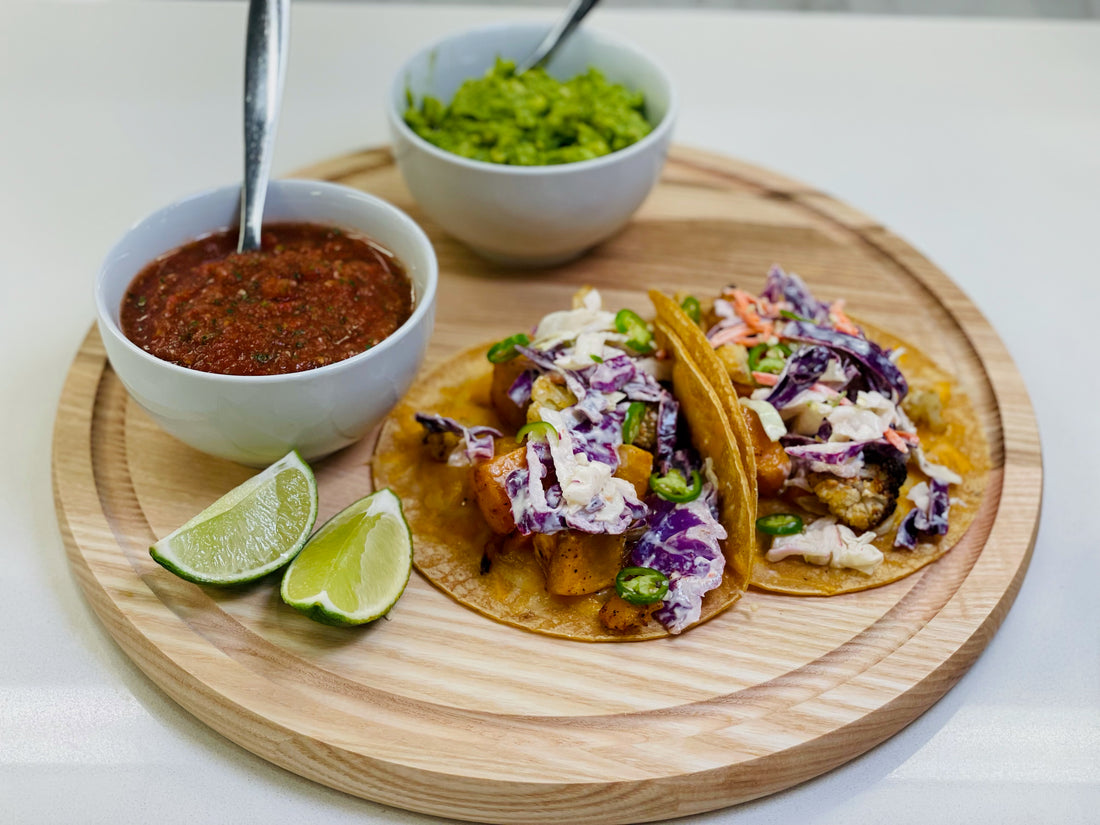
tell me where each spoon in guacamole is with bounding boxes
[515,0,602,74]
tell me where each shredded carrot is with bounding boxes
[731,289,775,337]
[756,294,779,317]
[708,324,750,348]
[894,429,920,445]
[829,300,861,336]
[810,382,840,397]
[752,371,779,386]
[883,428,910,453]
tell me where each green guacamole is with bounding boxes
[403,58,653,166]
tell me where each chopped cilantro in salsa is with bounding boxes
[403,58,652,166]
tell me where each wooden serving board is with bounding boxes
[53,146,1041,824]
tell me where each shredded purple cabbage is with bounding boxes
[567,407,625,468]
[414,413,501,463]
[587,354,636,393]
[783,439,881,465]
[515,344,588,401]
[765,345,832,409]
[655,393,681,469]
[760,265,831,324]
[621,371,667,404]
[505,444,645,536]
[781,321,909,401]
[507,370,535,407]
[506,442,565,535]
[894,480,951,549]
[630,491,727,634]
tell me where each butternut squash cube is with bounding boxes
[470,447,527,534]
[532,531,626,596]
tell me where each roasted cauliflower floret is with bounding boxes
[902,387,946,433]
[526,374,577,424]
[808,445,907,531]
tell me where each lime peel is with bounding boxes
[149,450,318,586]
[280,488,413,626]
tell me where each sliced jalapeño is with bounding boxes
[613,309,654,354]
[615,567,669,606]
[622,401,646,445]
[755,513,804,535]
[680,295,702,324]
[649,468,703,503]
[515,421,558,444]
[747,342,791,374]
[487,333,530,364]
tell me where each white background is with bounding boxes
[1,2,1097,823]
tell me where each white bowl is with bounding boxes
[95,180,438,466]
[388,22,677,267]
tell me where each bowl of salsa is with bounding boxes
[389,22,677,267]
[95,180,437,465]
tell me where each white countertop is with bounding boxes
[2,2,1097,823]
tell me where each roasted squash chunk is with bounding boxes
[490,356,533,430]
[615,444,654,499]
[599,593,658,632]
[532,531,626,596]
[470,447,526,534]
[741,405,790,497]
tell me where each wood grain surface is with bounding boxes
[52,146,1042,824]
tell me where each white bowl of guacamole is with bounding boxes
[389,22,677,267]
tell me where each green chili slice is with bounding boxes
[649,468,703,503]
[622,401,646,445]
[779,309,812,323]
[590,354,604,363]
[613,309,654,353]
[747,342,791,374]
[615,566,669,606]
[487,333,530,364]
[755,513,804,535]
[515,421,558,444]
[680,295,702,324]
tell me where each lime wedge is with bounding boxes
[150,451,318,586]
[280,488,412,626]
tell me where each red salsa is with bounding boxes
[120,223,414,376]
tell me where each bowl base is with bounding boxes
[468,244,589,269]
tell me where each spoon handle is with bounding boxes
[515,0,601,75]
[238,0,290,253]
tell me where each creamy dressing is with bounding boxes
[767,516,884,575]
[538,406,642,527]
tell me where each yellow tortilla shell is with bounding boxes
[371,343,749,641]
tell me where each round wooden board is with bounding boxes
[53,146,1041,824]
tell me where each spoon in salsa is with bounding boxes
[238,0,290,252]
[514,0,602,75]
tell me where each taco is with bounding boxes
[372,289,754,640]
[651,267,990,596]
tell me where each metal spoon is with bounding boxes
[238,0,290,252]
[514,0,602,75]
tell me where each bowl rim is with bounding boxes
[94,179,438,385]
[387,20,679,176]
